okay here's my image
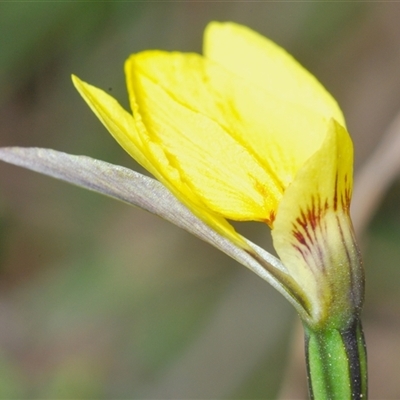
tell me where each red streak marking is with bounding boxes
[333,173,339,211]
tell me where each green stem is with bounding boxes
[304,318,367,400]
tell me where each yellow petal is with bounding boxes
[126,51,281,223]
[204,22,345,127]
[126,51,334,224]
[271,120,362,326]
[72,75,247,248]
[71,75,154,175]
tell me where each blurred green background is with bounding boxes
[1,2,400,399]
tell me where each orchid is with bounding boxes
[0,22,367,399]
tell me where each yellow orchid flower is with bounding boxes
[0,21,367,399]
[71,21,363,329]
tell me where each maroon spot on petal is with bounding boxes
[291,194,329,255]
[262,210,276,227]
[333,173,339,211]
[293,243,308,262]
[269,210,276,225]
[343,175,352,210]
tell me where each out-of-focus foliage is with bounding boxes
[1,2,400,399]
